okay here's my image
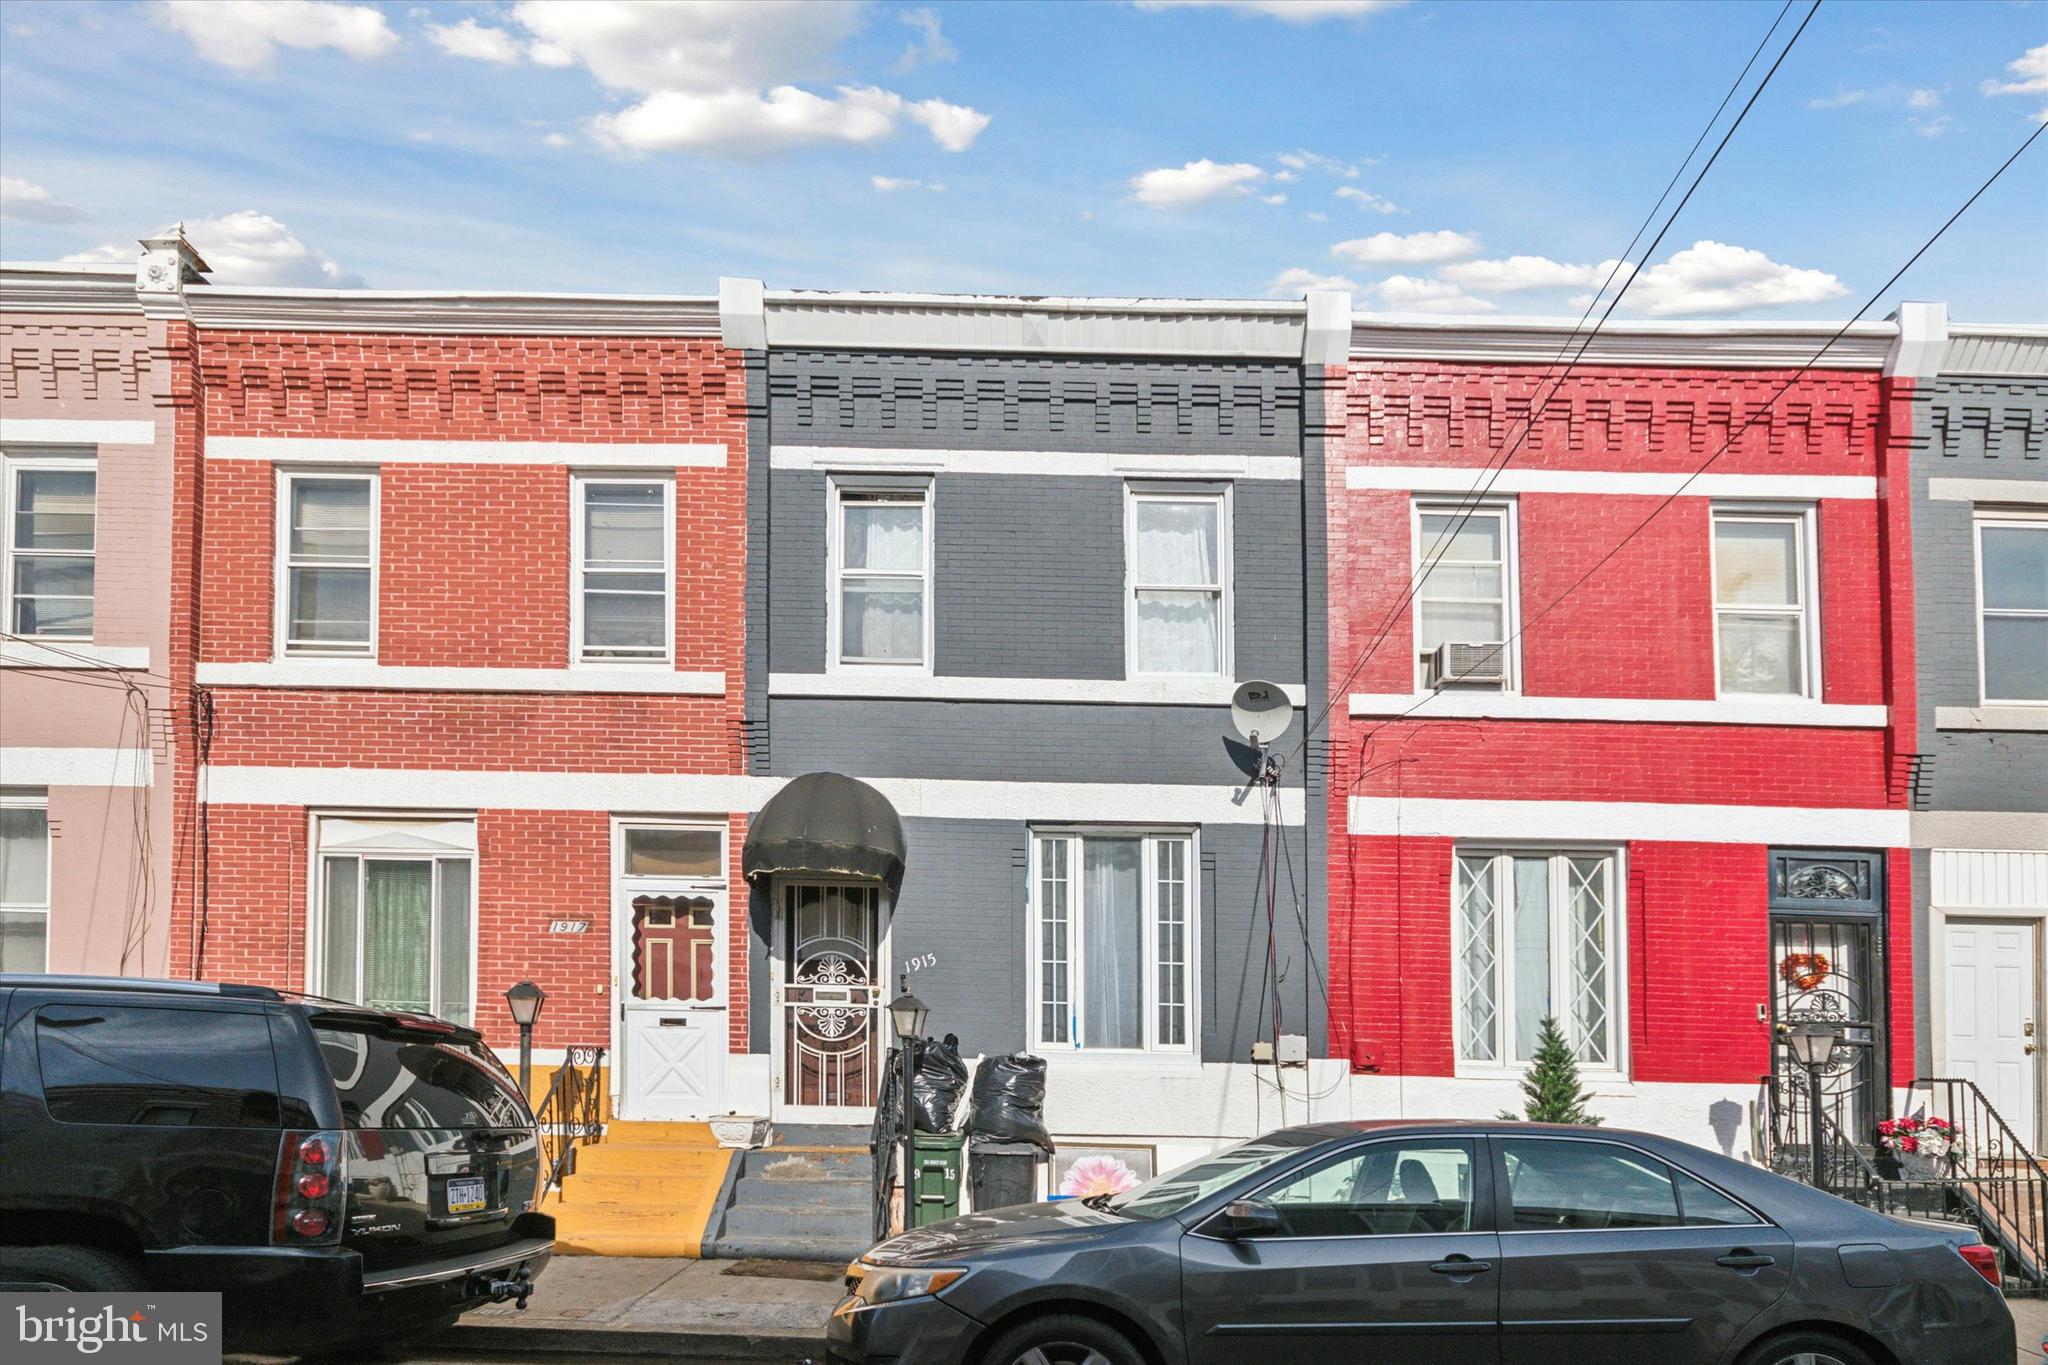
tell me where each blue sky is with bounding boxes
[0,1,2042,320]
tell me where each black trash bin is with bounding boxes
[969,1140,1043,1212]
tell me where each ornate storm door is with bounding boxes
[774,882,883,1117]
[1768,849,1889,1178]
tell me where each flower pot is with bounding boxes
[710,1115,771,1149]
[1896,1151,1950,1181]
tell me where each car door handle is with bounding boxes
[1429,1257,1492,1276]
[1716,1252,1776,1270]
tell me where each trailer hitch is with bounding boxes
[471,1271,533,1310]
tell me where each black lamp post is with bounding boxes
[888,974,930,1231]
[1785,1021,1842,1191]
[505,981,547,1098]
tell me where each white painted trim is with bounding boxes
[762,290,1308,360]
[774,673,1304,707]
[0,641,150,671]
[1926,478,2048,506]
[1347,314,1895,370]
[1410,496,1519,691]
[1346,466,1875,500]
[197,662,725,695]
[1346,795,1906,846]
[1,747,154,787]
[1936,705,2048,732]
[778,445,1300,482]
[1913,812,2048,851]
[178,287,720,338]
[1126,483,1233,683]
[0,419,154,446]
[1710,502,1821,703]
[276,467,378,661]
[1347,691,1885,727]
[571,473,676,667]
[201,767,1302,826]
[827,475,934,677]
[1974,510,2048,707]
[211,438,725,468]
[1931,849,2048,911]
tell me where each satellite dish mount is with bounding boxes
[1229,680,1294,787]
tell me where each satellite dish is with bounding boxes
[1230,680,1294,748]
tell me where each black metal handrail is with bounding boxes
[1913,1076,2048,1289]
[534,1044,605,1199]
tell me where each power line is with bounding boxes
[1299,0,1820,758]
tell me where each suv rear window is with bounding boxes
[316,1026,527,1130]
[37,1004,281,1128]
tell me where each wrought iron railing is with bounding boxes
[1756,1071,1877,1195]
[533,1045,605,1199]
[1913,1076,2048,1289]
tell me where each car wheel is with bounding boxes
[1738,1329,1877,1365]
[0,1245,148,1292]
[978,1312,1146,1365]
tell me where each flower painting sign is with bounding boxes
[1052,1145,1155,1198]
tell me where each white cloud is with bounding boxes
[426,18,523,65]
[1260,192,1287,205]
[1807,88,1869,110]
[0,177,88,224]
[872,175,944,193]
[1365,275,1495,314]
[1907,88,1942,110]
[542,132,572,148]
[154,0,397,73]
[1614,240,1847,317]
[894,7,957,72]
[65,212,361,288]
[1330,229,1479,265]
[1267,267,1359,296]
[1982,44,2048,97]
[1439,254,1631,293]
[1130,159,1269,208]
[488,2,989,155]
[1133,1,1407,22]
[60,244,136,264]
[1913,113,1956,138]
[1277,148,1368,177]
[1334,185,1400,214]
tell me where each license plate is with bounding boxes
[447,1177,488,1214]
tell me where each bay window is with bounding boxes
[574,476,673,663]
[1712,508,1816,697]
[6,453,96,639]
[831,480,931,670]
[1032,830,1195,1053]
[1977,513,2048,704]
[0,790,50,973]
[279,471,375,657]
[313,817,475,1026]
[1128,487,1228,677]
[1455,849,1622,1072]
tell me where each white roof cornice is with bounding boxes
[0,263,145,316]
[1349,312,1899,370]
[179,286,721,337]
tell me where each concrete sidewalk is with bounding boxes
[433,1257,841,1361]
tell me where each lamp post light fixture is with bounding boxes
[889,973,930,1232]
[1784,1021,1842,1191]
[505,981,547,1098]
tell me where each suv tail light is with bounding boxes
[1957,1242,2001,1289]
[274,1129,346,1246]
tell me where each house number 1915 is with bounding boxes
[904,952,937,971]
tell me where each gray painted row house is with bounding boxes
[719,285,1352,1168]
[1893,304,2048,1148]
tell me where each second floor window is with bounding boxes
[6,455,96,639]
[1712,508,1815,697]
[833,483,930,669]
[1978,513,2048,704]
[575,477,672,664]
[1128,488,1227,676]
[1415,503,1514,689]
[280,472,375,657]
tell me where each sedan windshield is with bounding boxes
[1106,1131,1324,1220]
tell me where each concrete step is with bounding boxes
[719,1203,872,1244]
[771,1123,870,1148]
[709,1230,877,1264]
[733,1179,872,1214]
[741,1148,873,1183]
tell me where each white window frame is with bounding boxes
[570,473,675,667]
[3,448,98,642]
[1975,509,2048,707]
[1451,845,1628,1080]
[305,813,478,1027]
[1411,498,1520,692]
[1027,826,1199,1058]
[0,788,51,974]
[827,476,934,675]
[1709,503,1820,701]
[275,468,378,660]
[1125,483,1232,679]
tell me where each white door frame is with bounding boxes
[609,817,731,1122]
[768,878,891,1126]
[1929,901,2046,1152]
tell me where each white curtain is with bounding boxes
[1133,500,1221,673]
[1511,857,1550,1062]
[1082,839,1144,1049]
[844,504,923,570]
[841,502,925,661]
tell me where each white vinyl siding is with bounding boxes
[1413,502,1515,688]
[1127,487,1229,677]
[573,476,673,664]
[1977,513,2048,705]
[5,453,96,639]
[830,480,932,672]
[1031,830,1196,1054]
[1455,848,1623,1074]
[311,817,476,1027]
[0,790,50,973]
[278,471,375,657]
[1712,507,1817,698]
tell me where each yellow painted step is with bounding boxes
[598,1121,719,1144]
[555,1170,727,1203]
[572,1144,733,1178]
[553,1227,707,1258]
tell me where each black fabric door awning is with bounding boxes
[742,771,907,890]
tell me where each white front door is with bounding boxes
[614,820,730,1122]
[771,881,886,1124]
[1945,919,2039,1143]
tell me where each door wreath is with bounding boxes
[1778,952,1831,992]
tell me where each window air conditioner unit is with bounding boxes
[1426,642,1507,690]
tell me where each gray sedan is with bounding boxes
[826,1119,2013,1365]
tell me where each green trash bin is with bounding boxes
[909,1132,965,1228]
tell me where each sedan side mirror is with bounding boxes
[1216,1197,1280,1239]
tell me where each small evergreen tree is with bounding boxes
[1499,1016,1603,1125]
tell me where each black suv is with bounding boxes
[0,975,553,1355]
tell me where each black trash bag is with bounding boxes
[911,1035,968,1134]
[965,1053,1053,1153]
